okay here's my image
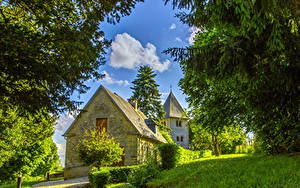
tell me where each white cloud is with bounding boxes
[101,71,130,86]
[169,23,176,30]
[110,33,171,72]
[188,26,201,44]
[55,113,75,134]
[175,37,182,42]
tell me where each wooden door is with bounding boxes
[96,118,107,132]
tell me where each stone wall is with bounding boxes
[137,137,158,163]
[64,89,139,179]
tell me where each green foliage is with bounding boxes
[189,117,246,155]
[129,66,165,120]
[165,0,300,154]
[178,147,201,162]
[0,104,58,184]
[147,154,300,188]
[31,139,60,177]
[127,163,160,188]
[200,150,213,158]
[0,0,143,114]
[105,165,141,183]
[159,130,175,144]
[89,168,111,188]
[89,166,140,188]
[77,129,124,167]
[158,144,180,170]
[235,145,254,154]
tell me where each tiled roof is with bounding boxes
[103,87,166,143]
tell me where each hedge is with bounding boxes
[158,144,180,170]
[158,143,213,169]
[89,168,111,188]
[89,165,141,188]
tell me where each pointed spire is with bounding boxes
[163,92,186,118]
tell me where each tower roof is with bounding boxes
[163,92,186,118]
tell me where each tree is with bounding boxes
[31,139,60,180]
[77,129,124,167]
[164,0,300,154]
[0,104,58,188]
[129,66,165,120]
[0,0,143,114]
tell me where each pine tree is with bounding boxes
[129,66,165,120]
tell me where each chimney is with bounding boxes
[134,100,138,111]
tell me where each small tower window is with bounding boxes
[176,120,182,127]
[180,136,184,142]
[176,136,180,141]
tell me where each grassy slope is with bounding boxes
[147,154,300,188]
[0,177,63,188]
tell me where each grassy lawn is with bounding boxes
[147,154,300,188]
[0,177,63,188]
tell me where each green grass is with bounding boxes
[0,177,63,188]
[106,183,135,188]
[147,154,300,188]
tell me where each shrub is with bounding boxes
[235,145,254,154]
[77,129,124,167]
[159,130,175,144]
[89,168,111,188]
[104,165,140,183]
[89,165,141,187]
[200,150,213,157]
[179,147,201,162]
[158,144,180,170]
[128,163,159,188]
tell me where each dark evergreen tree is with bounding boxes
[129,66,165,120]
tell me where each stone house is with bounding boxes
[163,92,189,148]
[63,86,167,179]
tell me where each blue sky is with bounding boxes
[54,0,197,165]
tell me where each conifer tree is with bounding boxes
[129,66,165,120]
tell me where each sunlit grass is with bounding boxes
[147,154,300,188]
[0,177,63,188]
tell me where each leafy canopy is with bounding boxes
[0,0,143,114]
[0,104,59,181]
[165,0,300,153]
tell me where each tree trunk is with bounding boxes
[46,172,50,181]
[212,134,221,156]
[17,175,22,188]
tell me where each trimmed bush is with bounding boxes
[105,165,140,183]
[89,165,141,187]
[200,150,213,157]
[128,163,159,188]
[179,147,201,162]
[158,144,180,170]
[89,168,111,188]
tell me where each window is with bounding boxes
[180,136,184,142]
[176,120,182,127]
[96,118,107,132]
[176,136,180,141]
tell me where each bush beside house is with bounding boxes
[89,166,141,188]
